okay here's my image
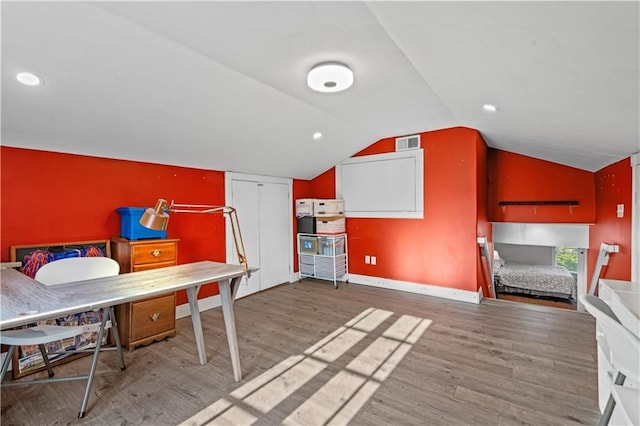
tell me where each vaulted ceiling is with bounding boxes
[2,1,638,179]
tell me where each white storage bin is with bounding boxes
[295,199,316,217]
[300,264,315,275]
[300,254,315,265]
[313,199,344,217]
[316,217,345,234]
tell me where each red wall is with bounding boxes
[1,147,227,305]
[488,149,632,285]
[589,158,633,284]
[488,150,596,223]
[308,127,486,293]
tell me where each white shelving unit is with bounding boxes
[297,233,348,288]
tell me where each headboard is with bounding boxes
[10,239,111,266]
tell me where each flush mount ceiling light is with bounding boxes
[483,104,498,113]
[313,132,323,140]
[17,72,42,86]
[307,62,353,93]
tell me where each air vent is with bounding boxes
[395,134,420,151]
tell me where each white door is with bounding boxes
[258,182,291,290]
[229,175,291,298]
[231,179,261,297]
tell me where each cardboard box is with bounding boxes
[316,216,346,234]
[295,199,316,217]
[313,199,344,217]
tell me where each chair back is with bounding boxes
[34,257,120,286]
[580,294,640,383]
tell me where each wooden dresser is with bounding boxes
[111,237,179,350]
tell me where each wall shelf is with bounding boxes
[498,200,579,215]
[498,200,579,206]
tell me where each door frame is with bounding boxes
[224,172,294,284]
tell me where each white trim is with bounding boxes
[631,153,639,282]
[347,273,482,304]
[176,294,221,319]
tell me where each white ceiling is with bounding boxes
[2,1,638,180]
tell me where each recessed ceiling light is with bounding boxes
[307,62,353,93]
[17,72,42,86]
[313,132,323,140]
[483,104,498,113]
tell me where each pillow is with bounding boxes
[493,250,504,274]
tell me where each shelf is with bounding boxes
[297,233,348,288]
[498,200,578,206]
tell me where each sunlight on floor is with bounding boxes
[179,308,432,426]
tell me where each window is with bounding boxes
[556,247,578,272]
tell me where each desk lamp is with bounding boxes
[139,199,248,272]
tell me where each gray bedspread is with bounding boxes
[495,263,576,299]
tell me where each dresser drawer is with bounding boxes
[129,293,176,343]
[131,242,177,266]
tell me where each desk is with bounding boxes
[595,279,640,415]
[1,261,247,381]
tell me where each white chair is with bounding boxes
[0,257,126,418]
[580,294,640,426]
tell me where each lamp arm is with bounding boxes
[143,199,248,272]
[226,208,248,272]
[168,202,248,272]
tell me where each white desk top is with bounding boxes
[1,261,246,330]
[600,279,640,338]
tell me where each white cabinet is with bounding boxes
[298,233,348,288]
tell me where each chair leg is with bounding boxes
[1,346,15,383]
[599,371,626,426]
[77,307,109,419]
[38,344,55,378]
[109,306,126,371]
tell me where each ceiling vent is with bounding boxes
[395,134,420,151]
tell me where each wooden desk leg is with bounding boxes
[219,278,242,382]
[186,285,207,365]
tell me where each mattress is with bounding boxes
[495,262,576,299]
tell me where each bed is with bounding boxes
[493,253,576,300]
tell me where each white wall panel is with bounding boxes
[492,222,590,248]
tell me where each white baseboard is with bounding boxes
[179,275,482,319]
[175,294,222,319]
[347,273,482,304]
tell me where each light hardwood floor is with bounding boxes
[1,280,601,425]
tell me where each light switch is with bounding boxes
[617,204,624,218]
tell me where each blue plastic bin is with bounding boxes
[116,207,167,240]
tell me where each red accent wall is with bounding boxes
[488,150,596,223]
[309,127,486,293]
[589,159,633,284]
[1,146,227,305]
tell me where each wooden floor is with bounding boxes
[1,280,601,425]
[497,293,577,310]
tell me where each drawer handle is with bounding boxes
[149,312,161,322]
[151,249,162,257]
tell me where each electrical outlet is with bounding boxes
[617,204,624,218]
[365,255,370,264]
[371,256,377,265]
